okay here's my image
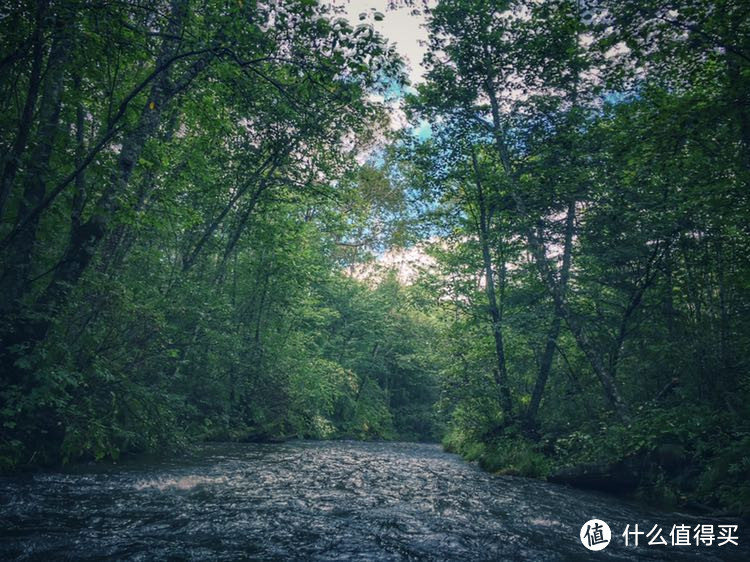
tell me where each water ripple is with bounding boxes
[1,441,748,560]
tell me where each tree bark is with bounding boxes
[1,0,196,364]
[0,10,69,313]
[38,0,192,308]
[70,71,86,233]
[526,199,575,424]
[484,82,630,420]
[182,153,277,274]
[470,149,513,418]
[0,0,49,222]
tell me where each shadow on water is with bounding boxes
[1,440,748,560]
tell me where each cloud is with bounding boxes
[338,0,430,84]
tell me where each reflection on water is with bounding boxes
[134,475,229,491]
[0,441,747,560]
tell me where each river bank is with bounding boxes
[443,405,750,519]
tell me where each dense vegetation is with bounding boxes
[405,0,750,514]
[1,0,749,515]
[0,0,441,470]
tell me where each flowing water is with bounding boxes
[0,441,747,560]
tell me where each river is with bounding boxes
[1,441,747,560]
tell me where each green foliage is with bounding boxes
[479,440,550,479]
[443,427,549,478]
[0,0,437,471]
[402,0,750,514]
[0,0,748,519]
[700,434,750,515]
[550,406,750,513]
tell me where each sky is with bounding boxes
[340,1,434,141]
[330,3,440,267]
[337,1,430,85]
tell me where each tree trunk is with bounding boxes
[1,0,194,366]
[0,10,69,312]
[526,200,575,424]
[471,149,513,418]
[484,82,630,420]
[38,0,191,310]
[0,0,49,222]
[70,71,87,233]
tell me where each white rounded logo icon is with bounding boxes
[580,519,611,551]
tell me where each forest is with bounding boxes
[1,0,749,517]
